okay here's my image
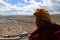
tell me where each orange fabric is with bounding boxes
[33,8,51,22]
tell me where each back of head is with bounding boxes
[33,8,51,22]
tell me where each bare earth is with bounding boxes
[0,16,37,37]
[0,15,60,40]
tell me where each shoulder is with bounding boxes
[54,29,60,40]
[53,23,60,33]
[30,29,39,36]
[53,23,60,38]
[52,23,60,29]
[47,22,60,32]
[49,22,60,39]
[29,29,39,40]
[47,22,60,29]
[49,22,60,28]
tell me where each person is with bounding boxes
[29,8,60,40]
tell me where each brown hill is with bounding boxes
[51,14,60,24]
[0,15,37,37]
[0,14,60,36]
[51,14,60,18]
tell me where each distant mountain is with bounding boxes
[51,14,60,18]
[0,14,33,16]
[0,14,60,18]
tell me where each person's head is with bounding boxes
[33,8,51,28]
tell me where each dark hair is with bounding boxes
[36,16,49,23]
[43,20,49,25]
[36,16,51,28]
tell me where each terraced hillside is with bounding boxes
[0,14,60,37]
[0,16,37,37]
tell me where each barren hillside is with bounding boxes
[0,16,37,37]
[0,14,60,37]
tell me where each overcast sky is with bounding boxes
[0,0,60,15]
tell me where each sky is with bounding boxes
[0,0,60,15]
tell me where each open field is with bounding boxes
[51,14,60,24]
[0,16,37,37]
[0,14,60,40]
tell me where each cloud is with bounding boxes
[23,0,53,14]
[0,0,60,15]
[0,0,40,15]
[0,0,13,11]
[28,0,60,14]
[0,0,4,3]
[51,0,60,11]
[24,0,28,2]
